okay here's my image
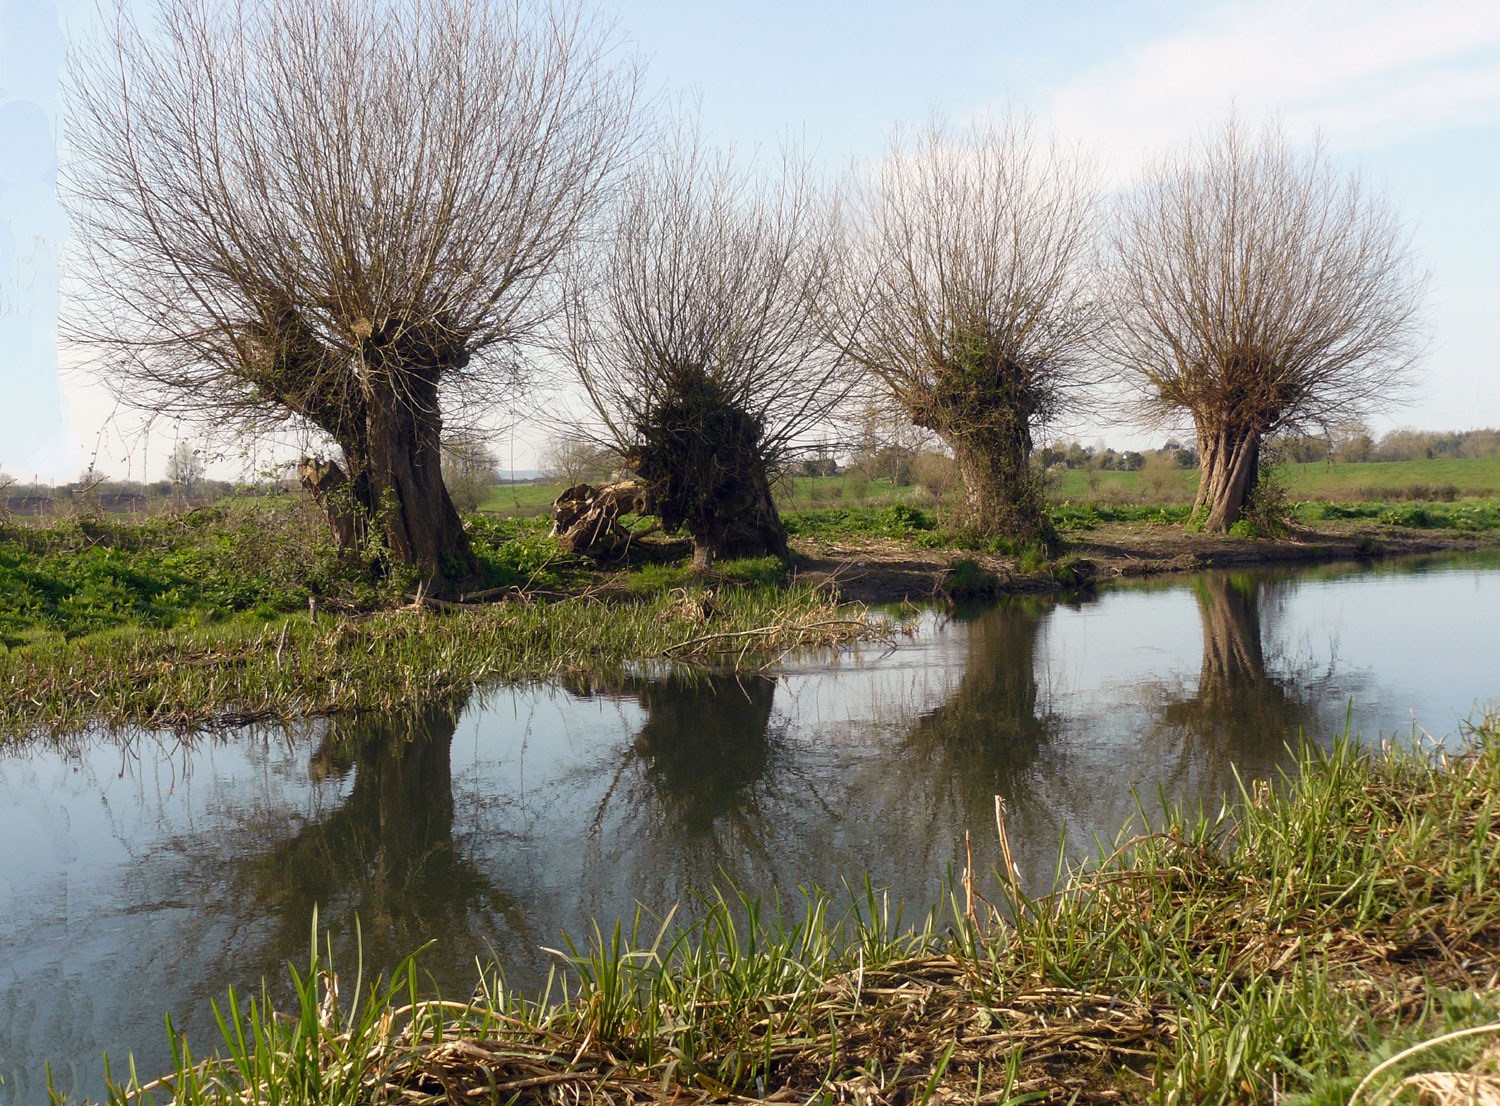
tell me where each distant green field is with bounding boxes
[777,475,931,508]
[1283,457,1500,495]
[478,481,572,515]
[479,474,933,517]
[479,458,1500,519]
[1052,457,1500,502]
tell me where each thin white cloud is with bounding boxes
[1045,0,1500,176]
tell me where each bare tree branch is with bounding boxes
[1102,114,1428,530]
[828,114,1101,541]
[555,122,847,566]
[63,0,642,591]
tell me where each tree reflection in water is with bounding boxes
[903,599,1060,799]
[847,598,1063,884]
[1145,571,1329,781]
[566,671,800,904]
[628,674,779,833]
[141,694,533,1002]
[257,696,530,956]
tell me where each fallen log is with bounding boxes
[550,479,651,555]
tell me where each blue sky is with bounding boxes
[3,0,1498,479]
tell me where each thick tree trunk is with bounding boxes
[683,463,789,570]
[948,434,1049,542]
[248,308,477,594]
[360,382,477,595]
[1193,423,1261,532]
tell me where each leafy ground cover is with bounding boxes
[84,716,1500,1106]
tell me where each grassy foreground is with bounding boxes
[84,717,1500,1106]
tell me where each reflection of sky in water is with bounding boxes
[3,553,1498,1104]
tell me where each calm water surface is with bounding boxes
[3,553,1498,1103]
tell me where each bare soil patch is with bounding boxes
[792,523,1500,605]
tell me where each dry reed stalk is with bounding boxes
[962,829,975,923]
[994,794,1018,884]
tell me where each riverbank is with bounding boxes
[94,716,1500,1106]
[793,517,1500,604]
[0,582,890,738]
[3,500,1499,736]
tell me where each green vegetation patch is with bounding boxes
[1292,499,1500,531]
[782,502,942,543]
[0,581,882,738]
[92,718,1500,1106]
[0,506,364,646]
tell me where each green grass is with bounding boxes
[0,505,901,738]
[5,483,1496,738]
[777,473,935,508]
[1291,499,1500,531]
[90,715,1500,1106]
[485,460,1500,526]
[476,481,571,516]
[478,475,938,518]
[0,504,377,647]
[1051,465,1201,500]
[782,502,943,543]
[1287,456,1500,496]
[0,576,888,739]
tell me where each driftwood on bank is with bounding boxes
[550,480,654,555]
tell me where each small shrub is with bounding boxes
[913,452,958,502]
[943,557,997,600]
[875,503,934,534]
[1380,503,1439,529]
[1138,451,1183,502]
[1235,465,1291,536]
[1013,543,1048,574]
[842,469,871,503]
[1051,502,1102,531]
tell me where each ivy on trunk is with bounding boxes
[907,329,1056,545]
[627,365,789,569]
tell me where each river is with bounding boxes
[3,552,1498,1103]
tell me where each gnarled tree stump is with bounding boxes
[550,480,651,555]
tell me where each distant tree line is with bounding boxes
[1272,425,1500,464]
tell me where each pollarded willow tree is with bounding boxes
[831,116,1101,542]
[1105,116,1427,531]
[558,132,846,568]
[64,0,639,592]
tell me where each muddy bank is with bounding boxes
[793,522,1500,604]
